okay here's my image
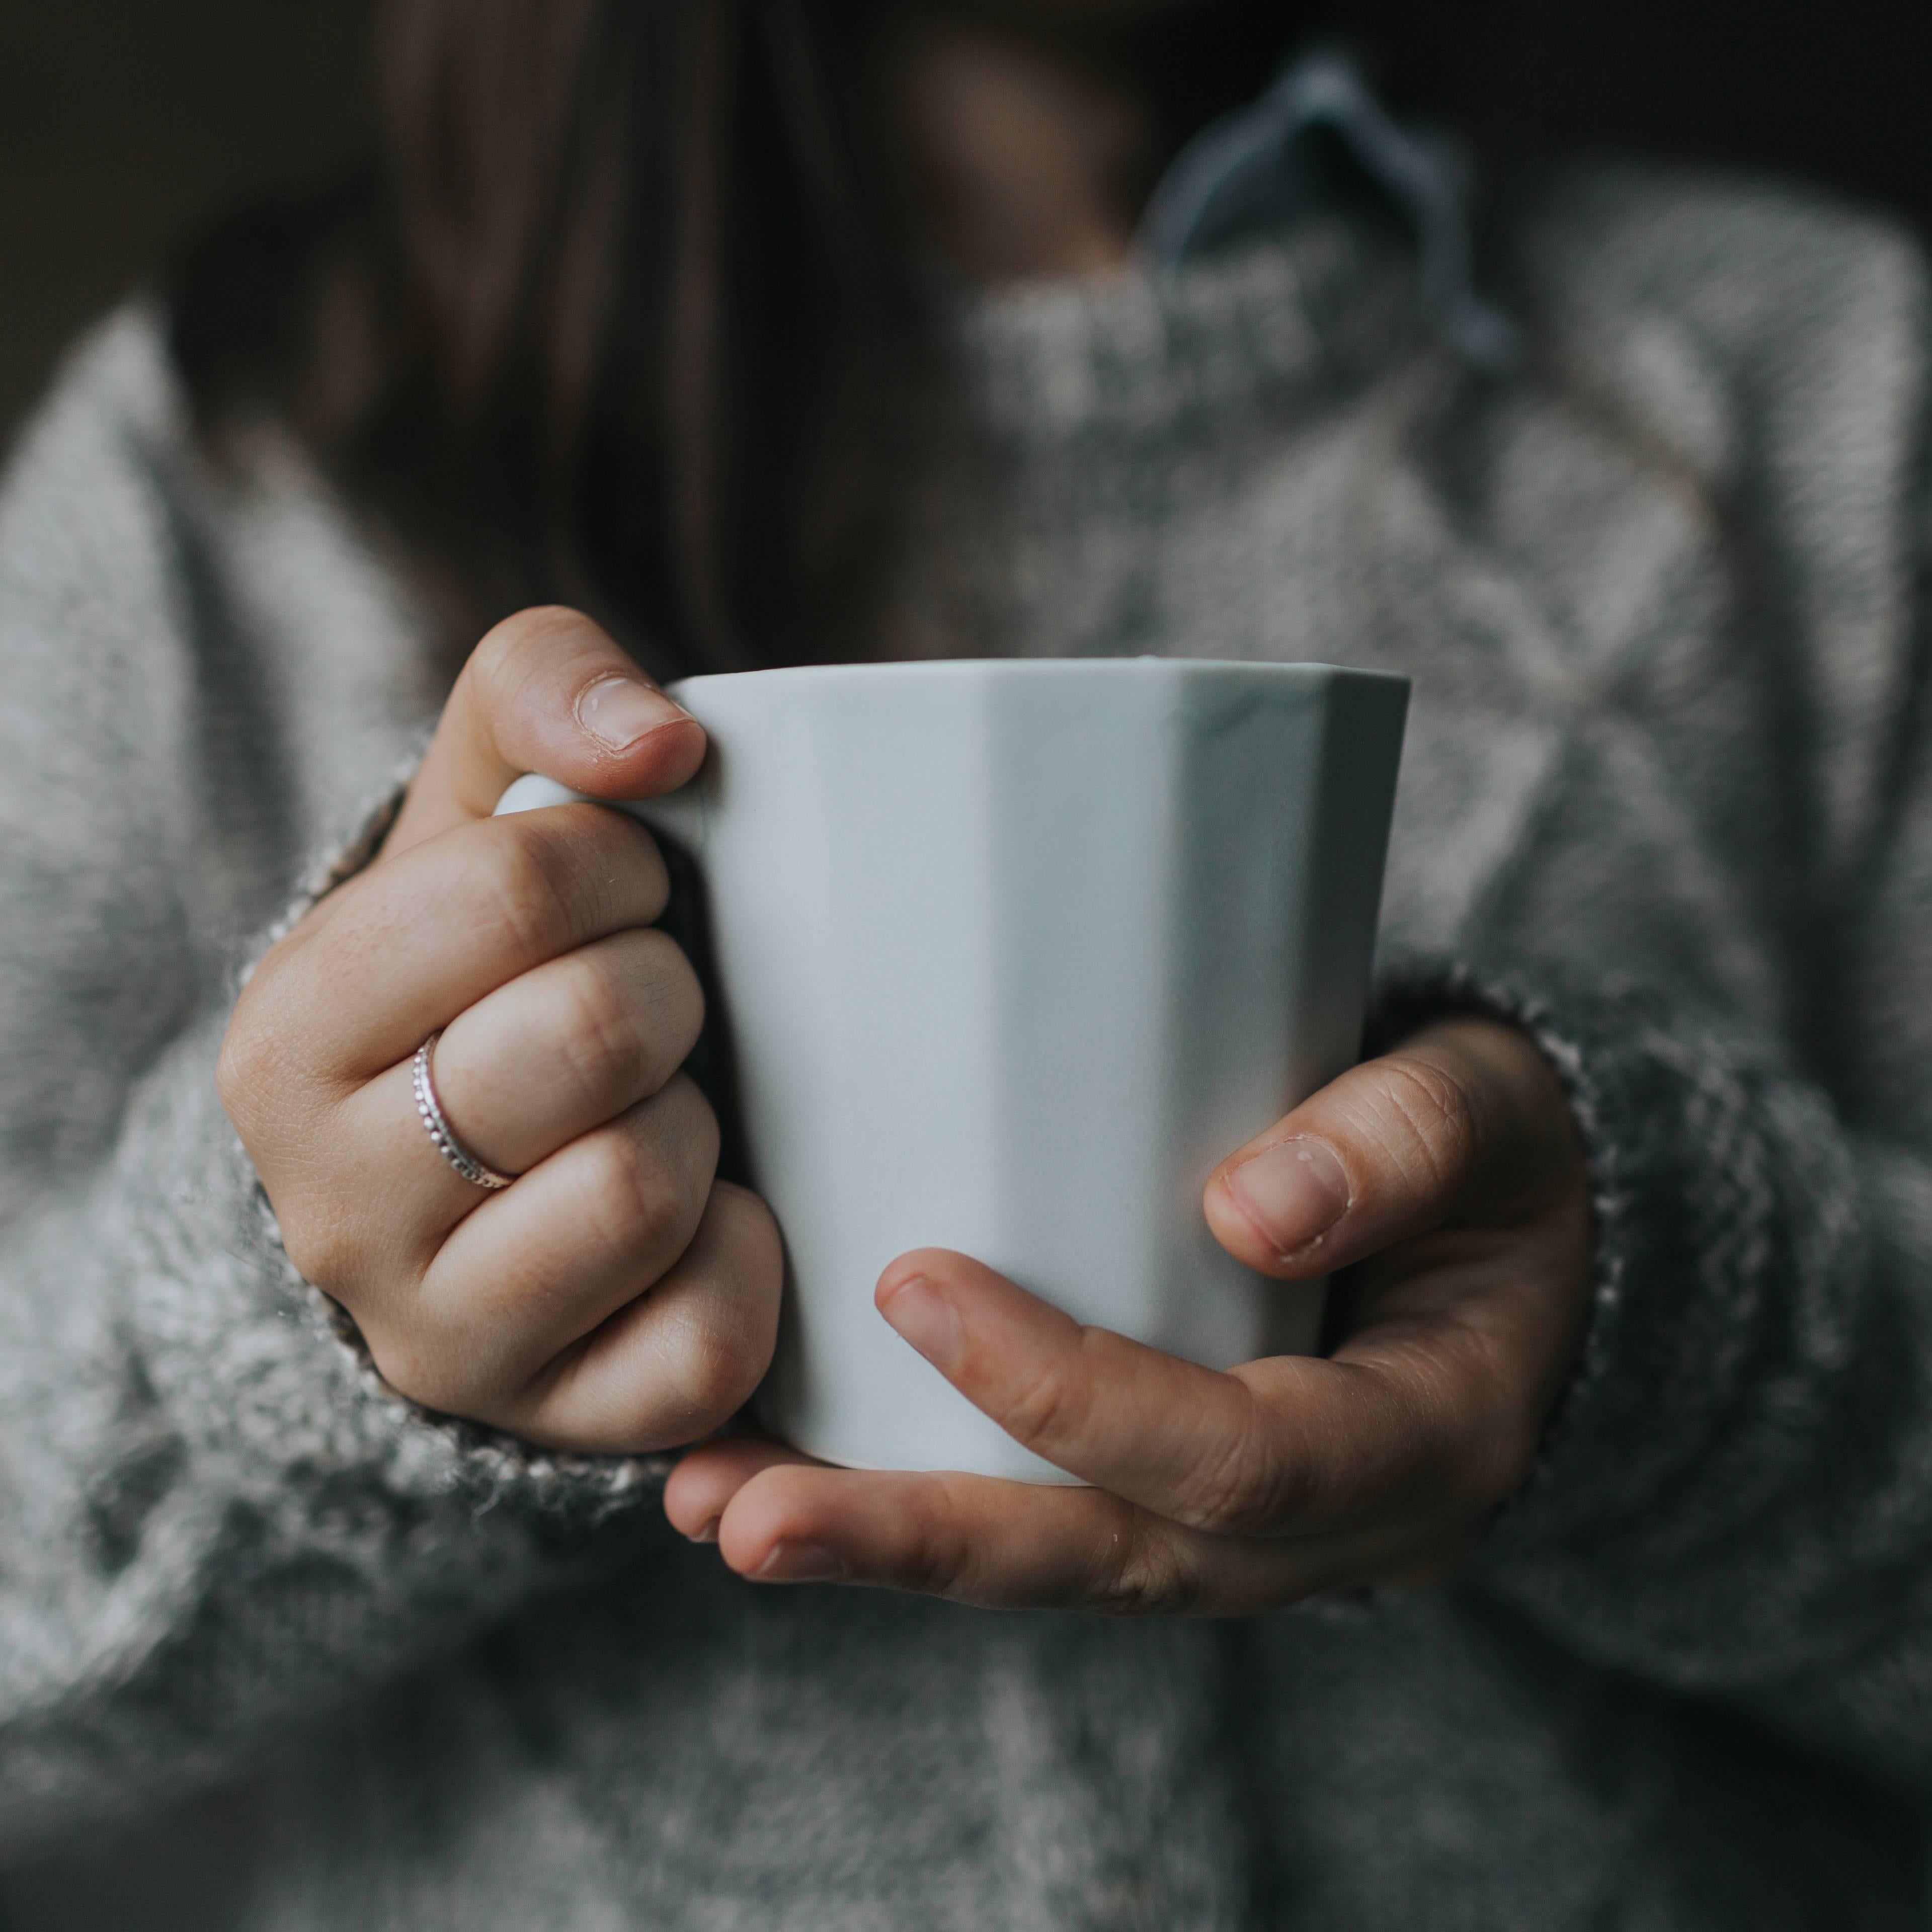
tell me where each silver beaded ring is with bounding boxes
[413,1032,513,1191]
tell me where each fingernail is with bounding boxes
[1224,1137,1351,1262]
[689,1517,720,1546]
[577,675,690,752]
[755,1541,845,1584]
[877,1273,964,1374]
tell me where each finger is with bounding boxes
[358,1074,721,1408]
[426,926,704,1177]
[664,1435,821,1543]
[385,606,707,857]
[258,803,673,1087]
[873,1249,1536,1538]
[706,1459,1479,1614]
[1202,1017,1576,1280]
[517,1181,784,1454]
[316,926,703,1244]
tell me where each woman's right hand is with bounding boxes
[219,608,782,1454]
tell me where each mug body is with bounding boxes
[502,657,1408,1481]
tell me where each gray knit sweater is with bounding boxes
[2,159,1930,1929]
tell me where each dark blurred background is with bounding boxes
[0,0,1927,444]
[0,0,374,436]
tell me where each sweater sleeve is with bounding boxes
[1381,478,1932,1794]
[0,317,665,1857]
[1370,954,1932,1794]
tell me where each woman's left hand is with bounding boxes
[664,1017,1593,1614]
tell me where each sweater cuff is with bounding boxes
[243,739,419,967]
[239,752,675,1521]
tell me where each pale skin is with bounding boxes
[221,0,1596,1616]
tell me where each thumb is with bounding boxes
[385,606,707,857]
[1202,1018,1575,1279]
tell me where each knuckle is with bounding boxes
[468,605,581,711]
[636,932,706,1057]
[585,1130,691,1259]
[1371,1054,1480,1192]
[906,1541,974,1600]
[630,1192,781,1440]
[553,956,650,1109]
[475,820,584,961]
[657,1299,769,1433]
[1169,1400,1309,1537]
[902,1481,985,1598]
[1095,1523,1202,1617]
[998,1352,1091,1456]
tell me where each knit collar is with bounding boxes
[941,48,1507,448]
[945,212,1419,448]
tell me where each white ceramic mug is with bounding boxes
[497,657,1408,1480]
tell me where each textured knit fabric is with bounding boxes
[2,159,1930,1929]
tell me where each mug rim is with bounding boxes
[667,655,1410,700]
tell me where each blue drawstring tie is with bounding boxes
[1141,48,1522,375]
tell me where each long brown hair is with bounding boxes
[170,1,1308,677]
